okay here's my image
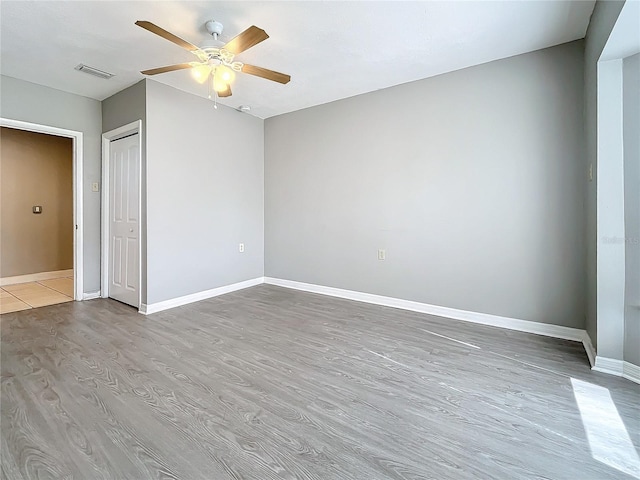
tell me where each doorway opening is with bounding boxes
[0,118,84,313]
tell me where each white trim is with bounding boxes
[1,118,83,301]
[623,362,640,385]
[593,356,624,376]
[140,277,264,315]
[82,291,101,300]
[582,332,597,368]
[130,274,640,384]
[593,357,640,384]
[101,121,143,309]
[0,269,74,286]
[264,277,586,342]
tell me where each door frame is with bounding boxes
[0,117,84,301]
[101,120,142,309]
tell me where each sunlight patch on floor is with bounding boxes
[571,378,640,479]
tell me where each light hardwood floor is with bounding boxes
[1,285,639,479]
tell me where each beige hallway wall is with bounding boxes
[1,127,73,277]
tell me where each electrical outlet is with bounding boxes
[91,182,100,192]
[239,243,245,253]
[378,249,386,261]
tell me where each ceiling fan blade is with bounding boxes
[241,64,291,84]
[141,63,193,75]
[223,26,269,55]
[135,20,200,52]
[217,84,232,97]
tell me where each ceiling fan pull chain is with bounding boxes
[212,70,218,109]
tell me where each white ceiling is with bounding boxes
[601,0,640,61]
[1,1,595,119]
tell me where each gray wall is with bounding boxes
[102,80,146,132]
[145,81,264,304]
[623,53,640,366]
[0,75,102,293]
[102,80,148,302]
[583,0,625,350]
[265,41,585,328]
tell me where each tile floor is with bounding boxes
[0,275,73,314]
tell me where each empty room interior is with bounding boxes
[0,1,638,479]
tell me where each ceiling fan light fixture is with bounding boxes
[136,19,291,103]
[214,81,230,93]
[215,65,235,84]
[191,64,211,83]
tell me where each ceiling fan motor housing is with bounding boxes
[205,20,224,38]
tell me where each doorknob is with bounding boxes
[129,228,134,232]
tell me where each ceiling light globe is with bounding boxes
[192,65,211,84]
[214,65,235,86]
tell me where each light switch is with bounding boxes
[33,206,42,214]
[91,182,100,192]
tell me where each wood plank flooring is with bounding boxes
[1,285,639,479]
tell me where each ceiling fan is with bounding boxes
[135,19,291,101]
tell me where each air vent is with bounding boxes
[74,64,114,79]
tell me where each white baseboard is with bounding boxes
[83,291,101,300]
[623,362,640,384]
[1,269,73,286]
[263,277,586,342]
[593,356,624,375]
[140,277,264,315]
[582,332,596,368]
[129,275,638,384]
[593,356,640,384]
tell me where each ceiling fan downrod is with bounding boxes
[205,20,224,42]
